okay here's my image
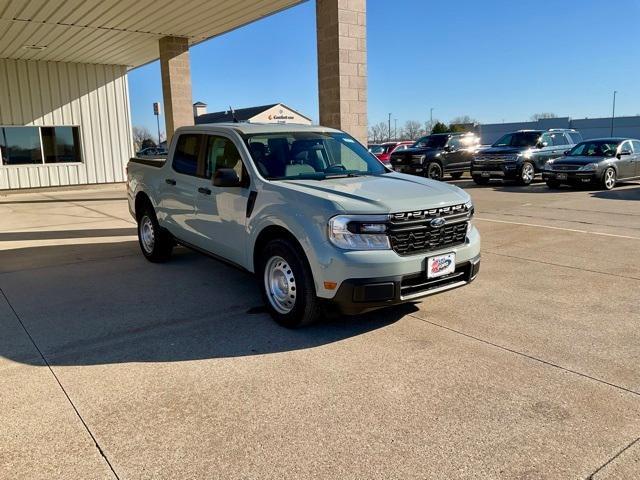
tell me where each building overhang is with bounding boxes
[0,0,306,68]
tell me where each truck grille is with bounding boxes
[474,153,517,163]
[388,204,471,256]
[391,153,422,166]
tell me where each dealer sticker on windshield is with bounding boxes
[427,253,456,279]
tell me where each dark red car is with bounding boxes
[371,141,414,165]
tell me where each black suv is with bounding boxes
[389,133,480,180]
[471,129,582,185]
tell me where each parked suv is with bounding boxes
[390,133,481,180]
[471,129,582,185]
[127,124,480,328]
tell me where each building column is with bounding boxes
[159,36,193,142]
[316,0,368,144]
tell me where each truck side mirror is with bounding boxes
[213,168,241,187]
[443,145,453,152]
[536,141,548,149]
[564,150,570,156]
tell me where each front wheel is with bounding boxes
[259,238,322,328]
[601,167,616,190]
[517,161,535,185]
[426,162,443,180]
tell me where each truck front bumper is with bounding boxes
[471,162,520,180]
[328,254,480,315]
[312,225,481,314]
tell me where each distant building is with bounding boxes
[195,103,312,125]
[477,116,640,144]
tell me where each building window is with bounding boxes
[41,127,82,163]
[1,127,43,165]
[1,126,82,166]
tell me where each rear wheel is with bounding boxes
[259,238,322,328]
[601,167,616,190]
[518,161,535,185]
[473,176,490,185]
[137,206,173,262]
[450,171,464,180]
[426,162,443,180]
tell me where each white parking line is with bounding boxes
[475,217,640,240]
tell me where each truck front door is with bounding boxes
[191,134,250,266]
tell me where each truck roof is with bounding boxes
[179,122,343,135]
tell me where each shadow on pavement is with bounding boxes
[0,241,411,367]
[590,185,640,201]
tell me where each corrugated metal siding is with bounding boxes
[0,58,133,190]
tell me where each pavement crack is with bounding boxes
[407,313,640,398]
[0,288,121,480]
[585,436,640,479]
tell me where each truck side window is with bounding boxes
[550,132,568,147]
[631,140,640,153]
[205,136,244,181]
[172,134,202,176]
[539,133,552,147]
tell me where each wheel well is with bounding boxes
[134,192,153,221]
[253,225,306,273]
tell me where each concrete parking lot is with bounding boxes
[1,179,639,479]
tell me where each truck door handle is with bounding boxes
[198,187,211,195]
[165,178,176,185]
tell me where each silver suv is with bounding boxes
[127,124,481,327]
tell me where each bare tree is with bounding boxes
[530,112,557,121]
[450,115,478,126]
[403,120,422,140]
[133,126,154,150]
[369,122,388,143]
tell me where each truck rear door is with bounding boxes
[159,133,204,245]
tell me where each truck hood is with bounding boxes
[479,146,529,155]
[279,173,469,214]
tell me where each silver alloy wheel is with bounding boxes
[604,168,616,189]
[264,255,297,314]
[140,215,155,254]
[521,163,534,183]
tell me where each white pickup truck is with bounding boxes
[127,123,481,327]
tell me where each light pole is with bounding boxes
[388,113,392,142]
[430,107,434,132]
[610,90,618,136]
[394,118,397,140]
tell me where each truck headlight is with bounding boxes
[328,215,390,250]
[579,163,597,171]
[464,200,474,234]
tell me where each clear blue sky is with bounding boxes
[129,0,640,134]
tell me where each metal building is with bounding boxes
[0,0,368,190]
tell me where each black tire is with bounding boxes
[601,167,616,190]
[546,180,561,189]
[137,206,173,262]
[450,171,464,180]
[517,161,535,186]
[426,162,443,180]
[473,176,490,185]
[258,238,322,328]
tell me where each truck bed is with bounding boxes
[129,157,167,168]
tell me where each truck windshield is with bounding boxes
[413,135,447,149]
[493,132,541,147]
[245,131,388,180]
